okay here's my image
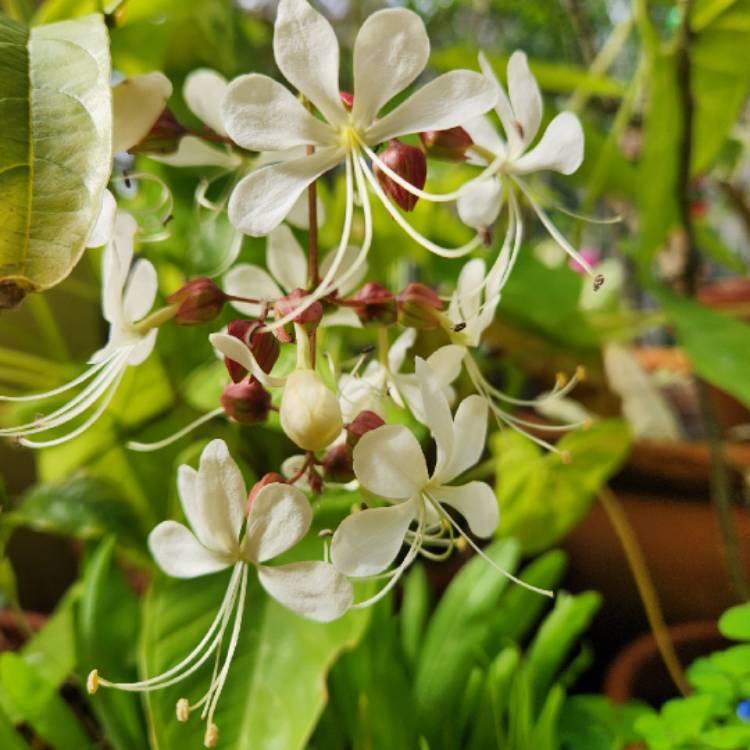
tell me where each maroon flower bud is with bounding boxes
[130,109,187,155]
[340,91,354,110]
[346,410,386,447]
[419,127,473,162]
[352,282,397,326]
[397,282,444,329]
[220,379,272,425]
[308,469,324,495]
[167,277,226,326]
[224,319,280,382]
[273,289,324,343]
[246,472,285,513]
[374,139,427,212]
[322,443,354,483]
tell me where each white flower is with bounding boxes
[112,72,173,154]
[219,0,496,329]
[91,439,352,743]
[223,224,365,327]
[456,52,594,283]
[338,328,464,424]
[1,212,159,448]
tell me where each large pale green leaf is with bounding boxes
[660,291,750,409]
[494,420,632,554]
[0,14,111,308]
[141,560,371,750]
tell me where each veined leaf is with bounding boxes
[0,14,111,308]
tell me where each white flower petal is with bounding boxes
[224,263,283,317]
[228,147,344,237]
[153,135,241,169]
[511,112,584,176]
[338,370,387,423]
[285,190,326,229]
[452,258,485,323]
[437,394,487,483]
[430,481,499,538]
[257,561,353,622]
[122,259,157,324]
[222,74,336,152]
[457,177,503,229]
[126,328,157,366]
[112,72,173,154]
[101,212,137,324]
[478,51,520,154]
[415,357,454,477]
[507,50,543,149]
[353,424,428,499]
[274,0,346,127]
[184,68,229,135]
[320,244,367,296]
[331,498,417,577]
[352,8,429,126]
[387,328,417,373]
[195,439,246,553]
[366,70,496,145]
[148,521,233,578]
[243,483,312,563]
[267,225,308,293]
[462,115,505,160]
[321,307,362,328]
[426,345,466,389]
[86,189,117,248]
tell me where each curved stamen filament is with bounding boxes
[127,408,225,452]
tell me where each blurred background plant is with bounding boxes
[1,0,750,748]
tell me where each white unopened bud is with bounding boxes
[457,177,502,230]
[280,369,343,451]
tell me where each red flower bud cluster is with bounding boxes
[396,282,444,329]
[374,139,426,212]
[223,319,280,383]
[419,127,473,162]
[352,282,397,326]
[273,289,324,343]
[167,277,226,326]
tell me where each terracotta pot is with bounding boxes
[563,491,750,690]
[604,620,725,705]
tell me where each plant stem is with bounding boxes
[674,0,750,601]
[598,487,690,696]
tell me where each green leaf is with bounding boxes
[522,591,602,711]
[400,564,431,670]
[494,420,632,554]
[0,14,111,307]
[0,652,94,750]
[141,565,371,750]
[77,537,147,750]
[660,291,750,409]
[719,602,750,641]
[7,476,146,549]
[0,705,28,750]
[560,695,649,750]
[414,539,520,741]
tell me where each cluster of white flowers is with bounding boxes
[1,0,605,745]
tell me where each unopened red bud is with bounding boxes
[374,139,426,212]
[397,282,444,329]
[419,127,473,162]
[220,379,272,425]
[224,319,280,382]
[322,443,354,483]
[308,469,324,495]
[130,108,187,155]
[274,289,324,342]
[246,472,285,512]
[352,282,397,326]
[340,91,354,110]
[167,277,226,326]
[346,410,386,446]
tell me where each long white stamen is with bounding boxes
[1,352,129,437]
[513,177,595,276]
[0,353,117,403]
[204,566,248,733]
[99,564,243,692]
[425,493,553,597]
[19,364,129,449]
[127,408,225,452]
[359,157,483,259]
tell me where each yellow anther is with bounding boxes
[456,537,467,552]
[204,723,219,748]
[575,365,587,382]
[561,450,572,465]
[583,418,593,431]
[176,698,189,722]
[555,372,568,388]
[87,669,99,694]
